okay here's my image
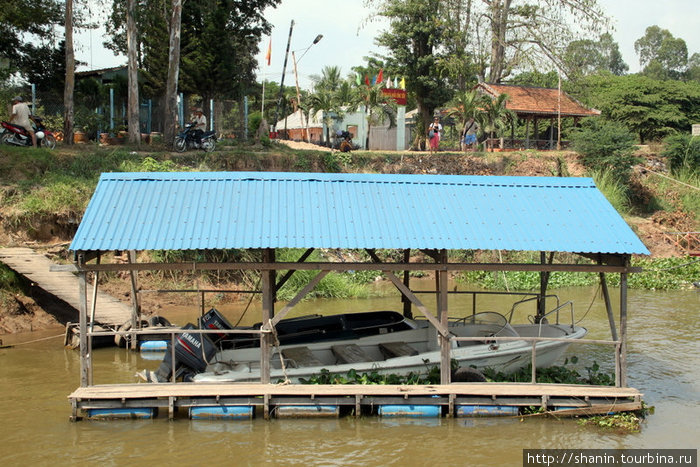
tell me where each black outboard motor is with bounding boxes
[149,308,234,382]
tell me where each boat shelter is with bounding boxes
[475,83,601,150]
[62,171,648,420]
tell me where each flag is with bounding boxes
[371,75,377,85]
[386,77,391,88]
[376,68,383,84]
[356,73,361,85]
[265,37,272,66]
[394,77,398,88]
[399,77,406,90]
[364,75,370,86]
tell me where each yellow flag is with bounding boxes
[399,77,406,90]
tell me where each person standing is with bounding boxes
[10,96,36,147]
[192,108,207,145]
[428,116,442,154]
[461,118,478,152]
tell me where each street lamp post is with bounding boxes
[292,34,323,143]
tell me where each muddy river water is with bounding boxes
[0,284,698,466]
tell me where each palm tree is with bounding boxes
[479,93,515,151]
[309,89,342,145]
[449,90,487,134]
[311,66,343,94]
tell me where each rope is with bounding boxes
[269,319,290,385]
[233,276,262,327]
[576,283,601,325]
[644,167,699,191]
[1,333,64,347]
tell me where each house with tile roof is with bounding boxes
[475,83,600,150]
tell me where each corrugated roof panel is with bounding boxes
[69,172,649,255]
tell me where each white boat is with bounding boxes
[192,311,587,383]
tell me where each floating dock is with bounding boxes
[68,382,642,421]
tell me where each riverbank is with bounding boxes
[0,141,698,334]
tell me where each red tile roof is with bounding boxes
[476,83,600,118]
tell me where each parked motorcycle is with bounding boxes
[174,123,216,152]
[1,117,57,149]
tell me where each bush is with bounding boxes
[661,133,700,176]
[570,119,639,183]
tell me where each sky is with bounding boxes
[75,0,699,89]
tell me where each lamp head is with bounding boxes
[313,34,323,44]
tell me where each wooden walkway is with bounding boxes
[0,247,131,327]
[68,382,643,421]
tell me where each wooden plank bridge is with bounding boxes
[0,247,132,327]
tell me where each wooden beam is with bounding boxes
[260,249,275,384]
[265,270,330,329]
[402,249,412,318]
[76,261,641,274]
[619,259,629,387]
[384,272,449,338]
[127,250,139,350]
[78,271,88,388]
[275,248,315,292]
[599,272,618,341]
[438,249,450,384]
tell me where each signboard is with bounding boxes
[382,88,407,106]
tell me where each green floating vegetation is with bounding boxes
[578,404,654,433]
[294,357,615,386]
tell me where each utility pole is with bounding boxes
[272,20,294,136]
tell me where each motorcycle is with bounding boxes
[174,123,216,152]
[333,130,354,153]
[1,116,57,149]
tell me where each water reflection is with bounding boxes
[0,286,698,465]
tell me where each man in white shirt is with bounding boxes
[11,96,36,147]
[192,108,206,145]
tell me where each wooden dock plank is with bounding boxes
[0,247,132,327]
[69,382,642,400]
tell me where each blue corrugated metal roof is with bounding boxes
[69,171,649,255]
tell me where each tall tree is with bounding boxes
[63,0,75,145]
[126,0,140,144]
[163,0,183,146]
[0,0,62,62]
[563,33,628,77]
[634,26,688,80]
[370,0,452,132]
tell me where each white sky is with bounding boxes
[75,0,699,88]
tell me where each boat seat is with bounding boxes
[282,346,323,368]
[379,342,418,359]
[331,344,372,364]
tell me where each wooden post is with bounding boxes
[599,272,618,341]
[538,252,546,319]
[438,249,450,385]
[525,118,530,149]
[128,250,140,350]
[78,270,89,387]
[619,258,629,387]
[402,249,412,318]
[260,249,275,384]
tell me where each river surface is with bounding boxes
[1,284,698,466]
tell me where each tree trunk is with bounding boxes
[127,0,140,145]
[63,0,75,145]
[488,0,511,83]
[163,0,183,147]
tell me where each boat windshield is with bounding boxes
[462,312,518,337]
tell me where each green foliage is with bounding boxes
[298,366,441,385]
[579,412,645,432]
[591,168,631,214]
[274,249,371,301]
[661,134,700,176]
[634,26,688,80]
[569,118,639,183]
[482,356,615,386]
[119,156,181,173]
[579,74,700,143]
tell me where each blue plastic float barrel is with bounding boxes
[378,405,441,418]
[189,406,254,420]
[275,405,340,418]
[87,408,156,419]
[140,340,168,352]
[456,405,518,417]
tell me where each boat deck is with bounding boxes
[68,382,643,421]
